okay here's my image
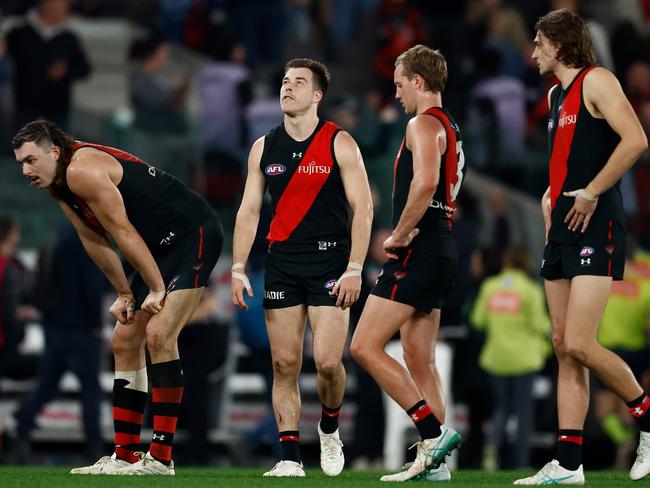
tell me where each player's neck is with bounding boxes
[416,92,442,114]
[284,111,320,142]
[554,64,583,90]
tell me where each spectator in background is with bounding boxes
[471,247,551,470]
[0,215,38,382]
[128,35,188,135]
[6,0,91,130]
[12,224,110,464]
[197,33,251,156]
[467,47,526,181]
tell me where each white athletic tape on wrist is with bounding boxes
[232,271,252,291]
[577,189,597,201]
[232,262,245,271]
[336,270,362,286]
[347,262,363,271]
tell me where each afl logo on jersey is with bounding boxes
[265,163,286,176]
[547,118,554,132]
[579,246,595,257]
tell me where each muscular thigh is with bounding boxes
[146,287,205,341]
[265,305,308,363]
[308,305,349,365]
[564,276,612,344]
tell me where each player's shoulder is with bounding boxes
[583,66,620,89]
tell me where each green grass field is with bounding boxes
[0,468,635,487]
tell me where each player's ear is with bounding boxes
[313,90,323,104]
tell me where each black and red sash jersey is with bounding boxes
[261,119,349,252]
[547,66,624,243]
[53,142,215,251]
[393,106,465,254]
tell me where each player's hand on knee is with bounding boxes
[231,263,253,311]
[110,293,135,324]
[142,289,165,314]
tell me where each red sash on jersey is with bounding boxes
[425,107,459,221]
[74,141,146,164]
[267,121,339,244]
[549,66,595,210]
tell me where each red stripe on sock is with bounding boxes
[557,435,583,445]
[322,407,341,417]
[115,432,141,446]
[150,443,172,462]
[152,387,184,403]
[279,435,300,442]
[115,447,139,463]
[409,403,433,423]
[113,407,144,424]
[154,415,178,433]
[629,395,650,418]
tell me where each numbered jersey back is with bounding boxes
[392,106,465,245]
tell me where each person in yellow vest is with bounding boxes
[471,247,551,470]
[595,253,650,468]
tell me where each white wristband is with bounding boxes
[232,271,252,292]
[577,189,597,201]
[346,262,363,271]
[232,262,245,271]
[336,270,362,287]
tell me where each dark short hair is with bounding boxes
[284,58,331,97]
[535,9,596,68]
[12,118,77,187]
[395,44,448,94]
[128,35,165,63]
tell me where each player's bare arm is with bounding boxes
[231,136,266,310]
[59,199,135,324]
[384,114,444,259]
[331,130,373,309]
[66,150,166,314]
[564,68,648,233]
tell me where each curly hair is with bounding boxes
[535,9,596,68]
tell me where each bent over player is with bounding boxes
[13,119,223,476]
[231,58,373,477]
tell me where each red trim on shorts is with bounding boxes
[390,284,398,301]
[149,443,172,462]
[152,387,184,403]
[197,226,204,259]
[113,407,144,424]
[402,248,413,267]
[154,415,178,433]
[608,220,613,239]
[558,434,583,445]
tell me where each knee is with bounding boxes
[272,355,301,380]
[563,338,591,364]
[145,327,176,355]
[315,359,341,382]
[350,338,370,368]
[551,332,567,358]
[112,327,142,357]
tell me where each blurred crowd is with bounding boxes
[0,0,649,471]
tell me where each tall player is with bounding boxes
[231,58,373,477]
[514,9,649,485]
[351,45,464,482]
[13,119,223,475]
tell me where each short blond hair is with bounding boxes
[395,45,447,93]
